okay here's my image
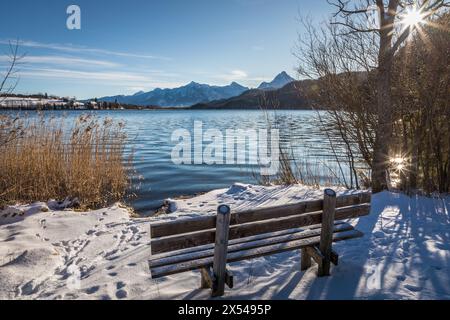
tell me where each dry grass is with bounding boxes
[0,113,132,209]
[256,145,355,188]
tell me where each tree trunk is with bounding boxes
[371,39,394,193]
[409,122,420,191]
[445,119,450,192]
[370,0,402,193]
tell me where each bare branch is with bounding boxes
[0,40,24,95]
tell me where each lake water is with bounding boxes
[2,109,355,214]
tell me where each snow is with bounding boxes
[1,183,449,300]
[163,183,360,220]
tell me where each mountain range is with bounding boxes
[98,81,248,107]
[97,72,296,107]
[191,79,315,110]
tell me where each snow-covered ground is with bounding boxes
[1,183,449,300]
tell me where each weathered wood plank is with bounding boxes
[151,204,370,254]
[200,267,213,289]
[149,222,354,269]
[212,205,231,297]
[152,222,347,261]
[318,189,336,276]
[301,247,311,271]
[151,192,371,238]
[302,246,338,269]
[150,229,364,278]
[306,245,324,265]
[225,269,234,289]
[330,250,339,266]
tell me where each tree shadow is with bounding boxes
[303,192,450,299]
[174,192,450,300]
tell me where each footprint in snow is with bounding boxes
[396,275,406,281]
[404,284,423,292]
[39,219,47,229]
[105,249,119,257]
[116,289,128,299]
[84,286,100,295]
[116,281,126,290]
[20,281,38,296]
[130,226,139,233]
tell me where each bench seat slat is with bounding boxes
[151,221,348,260]
[151,203,370,255]
[150,229,363,279]
[149,222,355,269]
[151,192,371,238]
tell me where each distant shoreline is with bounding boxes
[0,106,314,111]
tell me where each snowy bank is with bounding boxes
[0,184,449,300]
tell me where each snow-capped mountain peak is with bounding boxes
[258,71,295,90]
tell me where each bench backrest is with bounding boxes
[150,191,371,255]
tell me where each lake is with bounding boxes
[2,109,356,214]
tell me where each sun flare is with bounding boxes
[401,7,426,28]
[390,156,407,172]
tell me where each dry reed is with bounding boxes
[0,113,132,209]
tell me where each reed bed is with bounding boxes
[0,113,132,209]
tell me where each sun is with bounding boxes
[401,7,426,28]
[390,156,407,172]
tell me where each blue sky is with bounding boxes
[0,0,333,99]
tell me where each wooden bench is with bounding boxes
[149,189,371,297]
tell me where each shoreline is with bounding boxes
[0,106,314,111]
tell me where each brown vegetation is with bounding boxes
[0,113,132,209]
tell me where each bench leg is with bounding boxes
[212,272,226,297]
[200,267,213,289]
[301,248,311,271]
[212,205,231,297]
[318,258,331,277]
[330,250,339,266]
[318,189,336,277]
[225,269,234,289]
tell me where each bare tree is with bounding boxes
[296,17,378,189]
[0,40,23,103]
[328,0,450,192]
[0,41,24,147]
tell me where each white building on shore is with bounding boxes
[0,97,69,109]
